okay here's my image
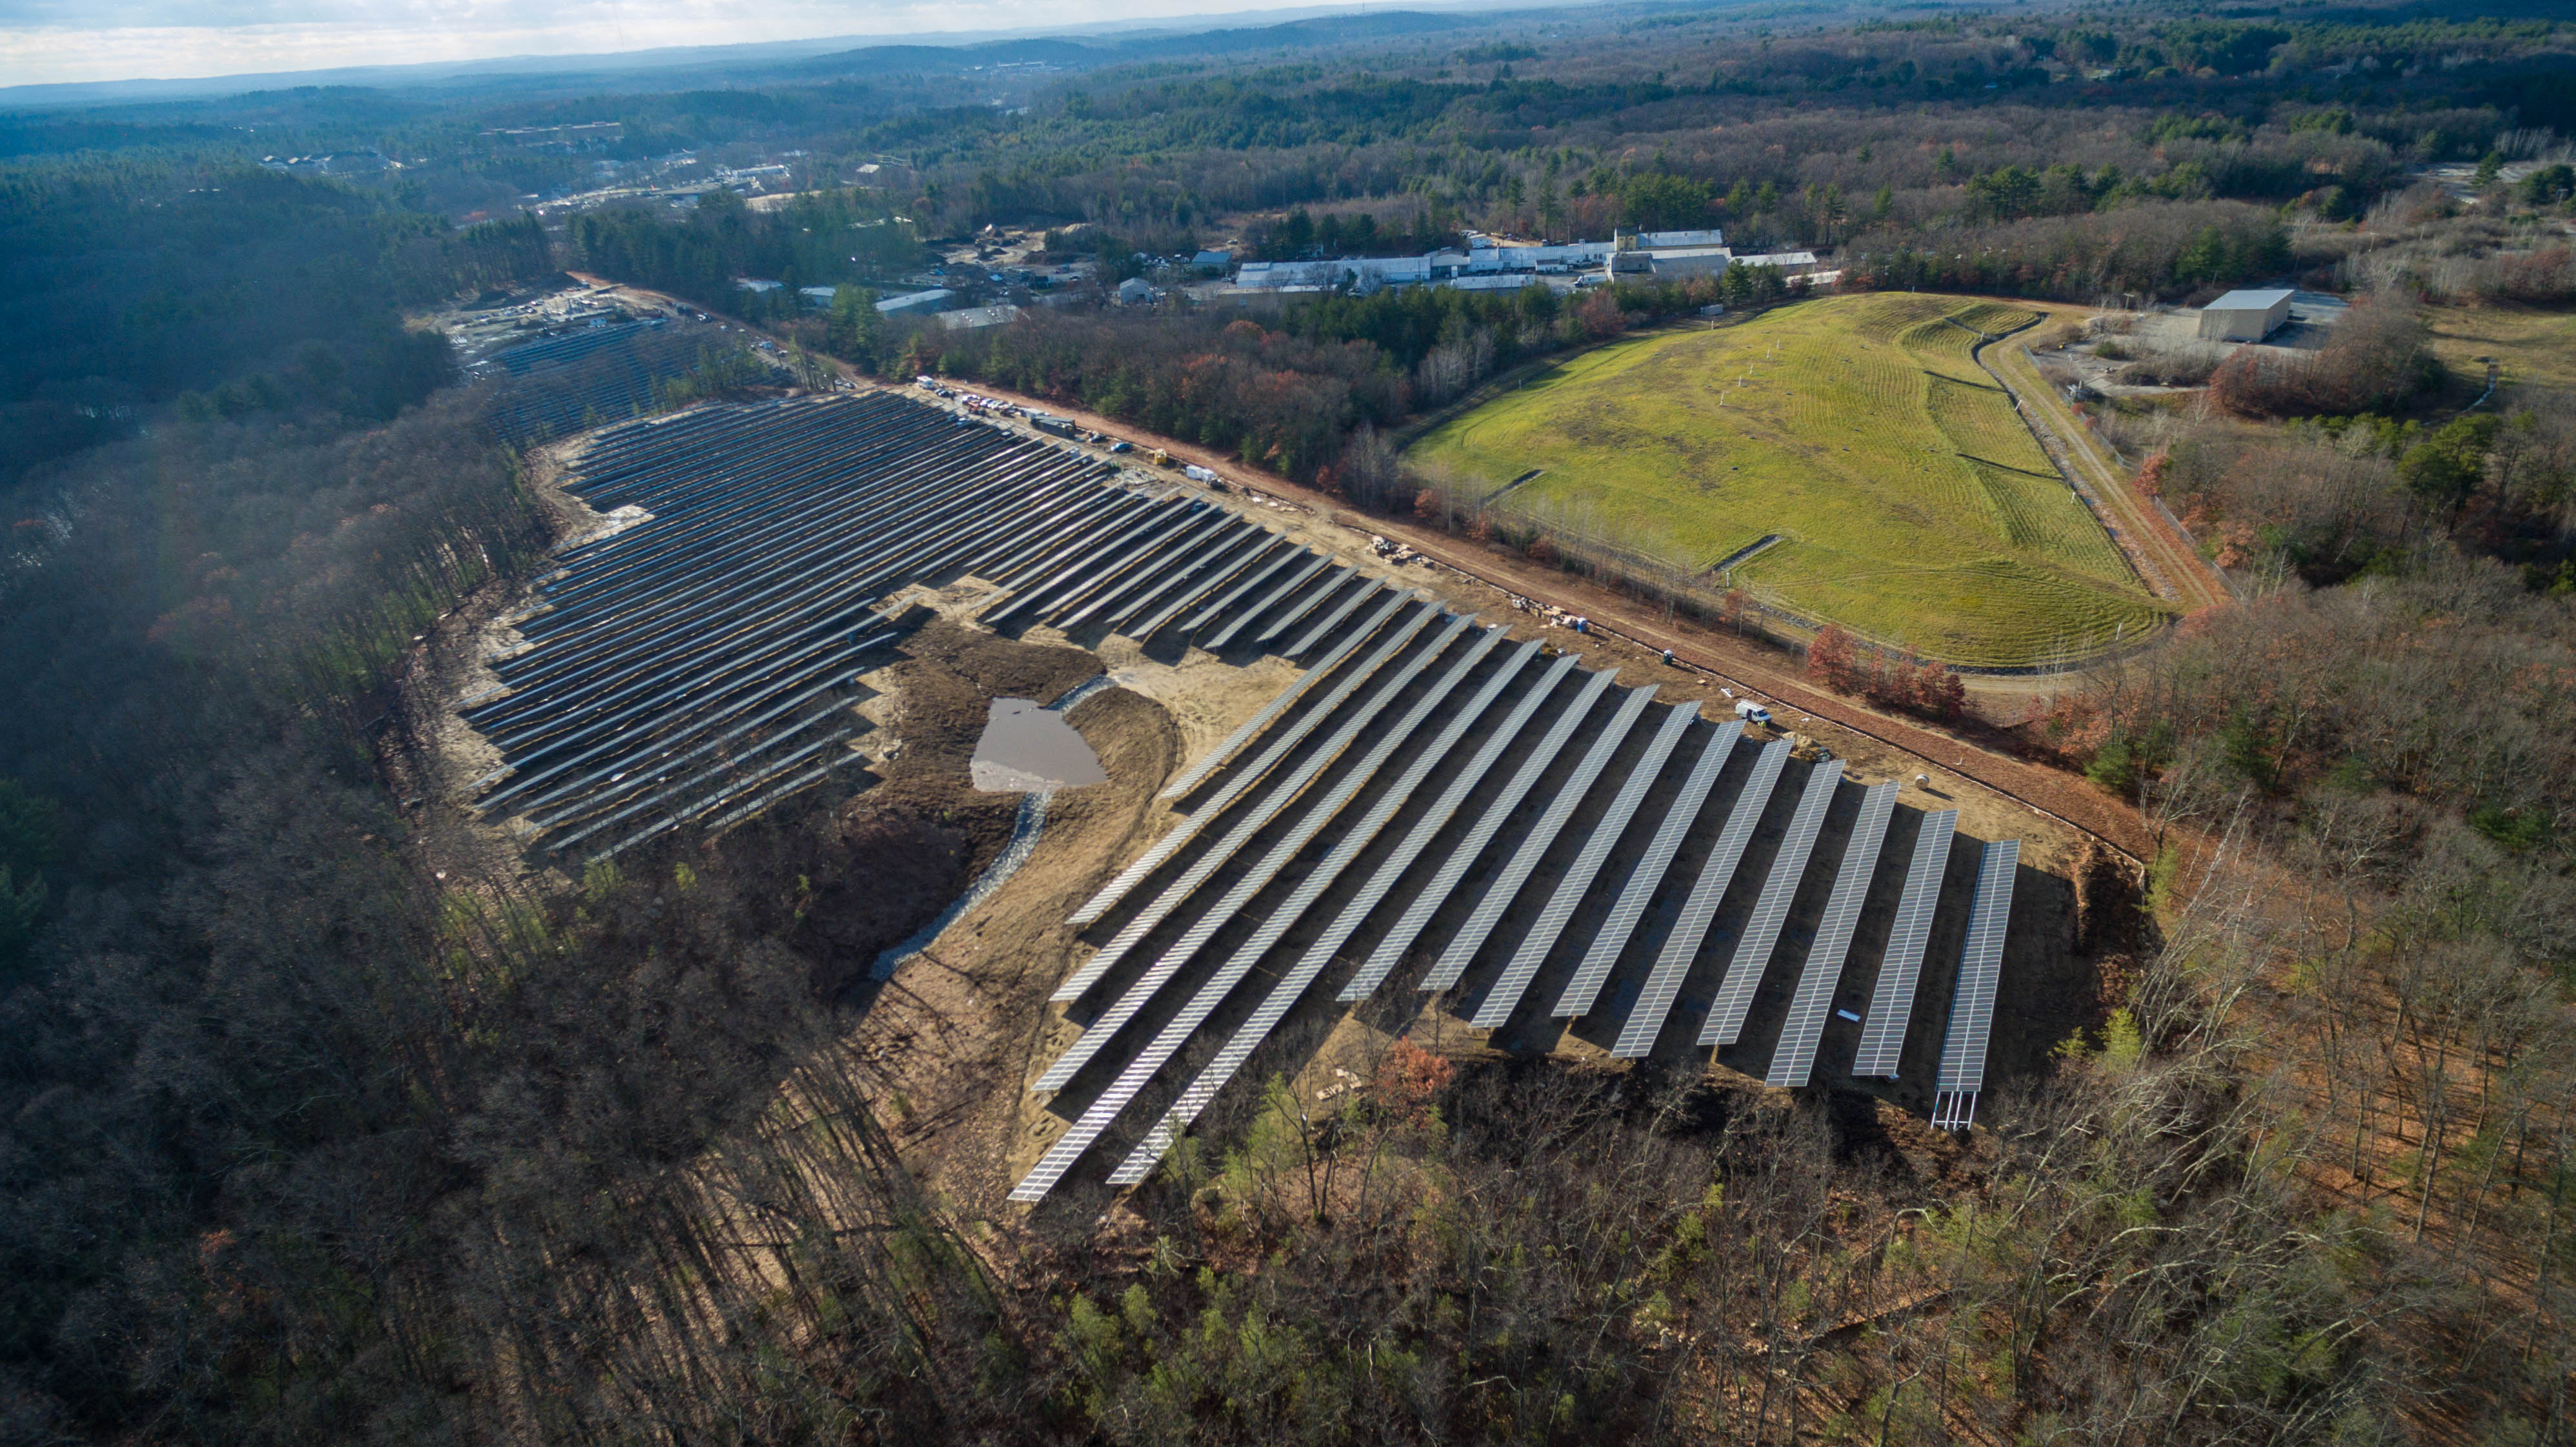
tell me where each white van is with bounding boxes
[1733,699,1774,727]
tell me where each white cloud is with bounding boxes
[0,0,1358,86]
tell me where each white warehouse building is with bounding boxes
[2197,288,2294,341]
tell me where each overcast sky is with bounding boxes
[0,0,1348,87]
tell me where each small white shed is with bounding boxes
[2197,288,2294,341]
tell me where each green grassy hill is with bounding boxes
[1409,292,2173,666]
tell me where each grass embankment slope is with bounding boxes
[1409,292,2174,667]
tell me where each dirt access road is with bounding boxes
[1987,328,2235,618]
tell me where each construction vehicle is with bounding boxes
[1149,447,1174,467]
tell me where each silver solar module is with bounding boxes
[1609,737,1788,1059]
[1931,838,2018,1129]
[1362,666,1619,993]
[1050,600,1436,1000]
[1028,614,1483,1092]
[1065,591,1416,930]
[1700,759,1844,1047]
[1428,683,1658,997]
[1283,578,1393,659]
[1765,780,1898,1088]
[1156,585,1389,802]
[1179,542,1305,636]
[1465,693,1689,1029]
[1554,727,1739,1018]
[1852,809,1957,1078]
[1200,553,1334,649]
[1334,650,1584,1002]
[1254,565,1358,645]
[1089,642,1551,1181]
[1007,627,1518,1199]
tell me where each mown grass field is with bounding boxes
[2424,304,2576,394]
[1408,292,2173,666]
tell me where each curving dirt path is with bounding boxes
[1986,334,2235,617]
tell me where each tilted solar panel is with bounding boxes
[1766,780,1898,1088]
[1610,737,1789,1059]
[1553,727,1739,1019]
[1466,695,1693,1030]
[1429,683,1659,996]
[1932,838,2019,1129]
[1851,809,1957,1078]
[1701,759,1844,1047]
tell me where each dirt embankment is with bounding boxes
[847,675,1184,1215]
[792,617,1107,996]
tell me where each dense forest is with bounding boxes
[3,0,2576,1441]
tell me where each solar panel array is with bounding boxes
[482,322,752,445]
[1701,759,1845,1047]
[1432,683,1659,1009]
[461,390,2038,1204]
[1611,738,1789,1058]
[1473,702,1698,1031]
[1932,839,2020,1130]
[465,392,1433,862]
[1554,729,1738,1019]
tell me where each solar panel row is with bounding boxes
[1702,759,1845,1048]
[1431,683,1659,994]
[1853,809,1958,1078]
[1009,623,1514,1199]
[1369,666,1620,993]
[1611,738,1789,1058]
[1031,610,1476,1089]
[1060,591,1419,936]
[1932,838,2020,1129]
[1766,781,1898,1088]
[1553,727,1739,1020]
[1474,703,1700,1031]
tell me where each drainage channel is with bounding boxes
[871,671,1122,980]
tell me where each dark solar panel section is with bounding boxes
[1853,809,1957,1078]
[1333,651,1585,1002]
[1107,647,1554,1184]
[461,392,1115,858]
[1009,622,1507,1198]
[1766,781,1898,1088]
[1611,737,1789,1059]
[1361,666,1619,992]
[1702,760,1844,1047]
[1932,838,2019,1130]
[1063,591,1418,933]
[1464,692,1685,1029]
[484,322,758,445]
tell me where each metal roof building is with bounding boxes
[2198,288,2294,341]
